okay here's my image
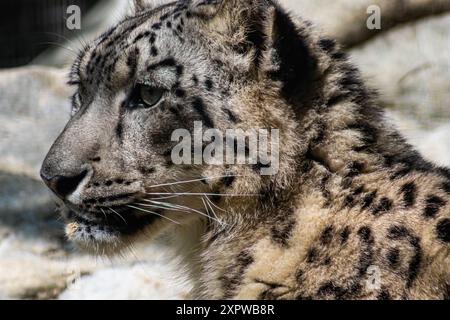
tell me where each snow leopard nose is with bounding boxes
[40,169,88,199]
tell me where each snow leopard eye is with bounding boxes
[127,84,164,109]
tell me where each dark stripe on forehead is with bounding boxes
[127,47,140,80]
[97,26,118,46]
[81,3,179,82]
[133,31,152,44]
[147,58,177,71]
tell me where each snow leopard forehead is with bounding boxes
[70,1,256,91]
[71,2,191,89]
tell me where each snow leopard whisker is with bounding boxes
[100,208,108,220]
[136,202,186,213]
[38,41,78,56]
[204,195,227,213]
[149,194,182,200]
[147,175,243,189]
[202,196,219,222]
[145,192,258,197]
[43,31,81,48]
[108,207,127,225]
[126,205,181,225]
[142,199,227,225]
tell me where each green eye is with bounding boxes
[140,85,164,107]
[127,84,164,109]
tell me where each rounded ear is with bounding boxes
[133,0,175,13]
[133,0,224,16]
[188,0,224,18]
[193,0,316,103]
[266,5,317,103]
[133,0,146,12]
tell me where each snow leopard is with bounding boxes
[40,0,450,299]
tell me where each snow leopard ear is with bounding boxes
[133,0,174,13]
[193,0,317,103]
[264,5,317,103]
[133,0,151,12]
[133,0,223,16]
[188,0,225,18]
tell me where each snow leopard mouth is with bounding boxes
[65,206,161,241]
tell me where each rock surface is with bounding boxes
[350,13,450,121]
[0,233,93,299]
[0,66,71,178]
[281,0,450,46]
[59,255,190,300]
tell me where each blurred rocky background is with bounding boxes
[0,0,449,299]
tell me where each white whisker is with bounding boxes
[147,175,244,189]
[100,208,108,220]
[205,195,227,213]
[126,205,181,225]
[145,192,258,197]
[202,197,219,222]
[136,202,186,213]
[108,207,127,225]
[38,41,77,55]
[144,200,227,226]
[150,194,181,200]
[201,197,211,218]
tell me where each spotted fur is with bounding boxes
[41,0,450,299]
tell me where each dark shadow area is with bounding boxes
[0,0,99,68]
[0,171,65,243]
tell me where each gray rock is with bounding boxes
[59,262,191,300]
[387,110,450,166]
[0,172,53,216]
[0,232,98,299]
[0,171,59,238]
[281,0,450,47]
[0,66,72,239]
[350,13,450,121]
[0,66,75,299]
[0,65,75,254]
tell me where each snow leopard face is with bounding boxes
[40,0,315,253]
